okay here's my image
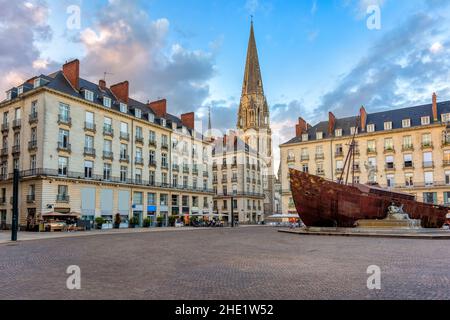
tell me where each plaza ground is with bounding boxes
[0,226,449,300]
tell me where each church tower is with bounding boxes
[237,21,274,216]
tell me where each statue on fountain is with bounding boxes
[387,203,411,220]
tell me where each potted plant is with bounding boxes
[129,216,140,228]
[95,217,105,230]
[157,216,164,227]
[113,214,121,229]
[143,217,152,228]
[169,216,177,227]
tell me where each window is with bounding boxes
[404,154,413,168]
[103,97,111,108]
[162,134,168,147]
[421,116,430,126]
[31,127,37,142]
[148,113,155,123]
[336,160,344,170]
[162,153,168,168]
[135,168,142,183]
[160,118,166,127]
[385,155,394,167]
[59,102,70,121]
[58,129,69,148]
[302,133,308,142]
[135,109,142,119]
[350,127,358,135]
[402,119,411,128]
[120,143,128,158]
[148,193,156,205]
[136,147,143,160]
[120,122,128,134]
[384,122,392,130]
[149,150,155,165]
[34,78,41,88]
[133,192,143,205]
[136,126,143,139]
[316,132,323,140]
[30,155,36,171]
[424,172,434,186]
[149,170,155,185]
[183,176,188,188]
[103,163,112,181]
[58,157,68,176]
[172,175,178,187]
[302,164,309,173]
[6,91,12,101]
[84,161,93,178]
[120,103,128,113]
[384,138,394,151]
[85,135,94,149]
[160,194,168,206]
[85,111,94,126]
[386,175,395,188]
[405,173,414,187]
[58,185,68,197]
[149,130,156,144]
[423,152,433,168]
[14,108,21,120]
[14,132,20,147]
[367,124,375,133]
[3,112,8,125]
[422,133,432,147]
[444,192,450,205]
[17,86,23,95]
[367,140,376,153]
[103,139,112,152]
[335,129,342,137]
[446,171,450,185]
[403,136,412,149]
[120,166,127,182]
[423,192,437,204]
[84,90,94,101]
[442,113,450,123]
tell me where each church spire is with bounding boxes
[242,20,264,96]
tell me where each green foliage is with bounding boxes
[95,217,105,226]
[143,217,153,228]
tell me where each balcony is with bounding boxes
[29,112,38,124]
[12,119,21,130]
[315,153,325,160]
[161,142,169,150]
[84,122,96,133]
[385,164,396,171]
[26,194,35,203]
[335,150,344,158]
[352,166,361,173]
[57,142,71,153]
[1,148,8,157]
[161,163,169,170]
[403,163,414,170]
[300,155,310,162]
[12,145,20,155]
[402,144,414,152]
[1,123,8,134]
[443,160,450,167]
[172,164,180,172]
[149,160,157,168]
[0,198,5,205]
[231,177,238,183]
[423,161,434,169]
[384,147,395,154]
[84,147,96,157]
[316,170,325,176]
[231,163,238,169]
[367,148,377,155]
[135,157,144,165]
[149,140,157,148]
[212,164,218,171]
[221,164,228,170]
[183,166,190,174]
[287,156,296,163]
[103,151,114,160]
[119,154,129,163]
[335,168,344,175]
[203,171,209,178]
[103,125,114,137]
[192,168,199,176]
[120,132,130,141]
[58,115,72,126]
[28,140,38,152]
[56,194,70,203]
[135,136,144,144]
[421,142,434,150]
[221,178,228,183]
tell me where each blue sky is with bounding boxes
[1,0,450,169]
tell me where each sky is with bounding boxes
[1,0,450,172]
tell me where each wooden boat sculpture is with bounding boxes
[288,121,447,228]
[289,168,447,228]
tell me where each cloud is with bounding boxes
[74,0,216,116]
[312,10,450,121]
[0,0,54,95]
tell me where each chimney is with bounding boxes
[296,117,308,137]
[110,81,129,104]
[181,112,195,130]
[432,92,438,122]
[99,79,106,90]
[360,106,367,131]
[148,99,167,118]
[328,112,336,135]
[62,59,80,90]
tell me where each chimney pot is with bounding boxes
[99,79,106,90]
[62,59,80,90]
[328,112,336,135]
[432,92,438,122]
[181,112,195,130]
[148,99,167,118]
[110,81,129,104]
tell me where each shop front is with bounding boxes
[132,204,143,227]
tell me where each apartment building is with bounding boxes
[0,59,214,230]
[280,94,450,214]
[211,133,265,223]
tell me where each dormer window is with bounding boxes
[421,116,430,126]
[161,118,166,127]
[84,90,94,102]
[302,134,309,142]
[135,109,142,119]
[148,113,155,123]
[335,129,342,137]
[182,126,187,134]
[172,123,177,130]
[384,121,392,130]
[17,86,24,95]
[103,97,111,108]
[402,119,411,128]
[367,124,375,133]
[350,127,358,135]
[6,90,12,101]
[316,132,323,140]
[120,103,127,113]
[34,78,41,89]
[442,113,450,123]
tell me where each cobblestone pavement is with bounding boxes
[0,227,449,300]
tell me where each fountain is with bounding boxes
[357,203,422,229]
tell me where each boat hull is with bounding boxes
[289,169,447,228]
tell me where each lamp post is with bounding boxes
[11,169,19,241]
[231,196,235,228]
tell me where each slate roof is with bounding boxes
[4,70,208,140]
[282,101,450,145]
